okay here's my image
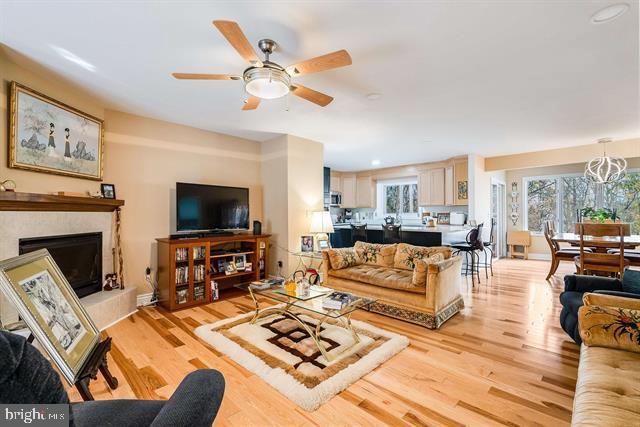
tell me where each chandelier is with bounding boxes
[584,138,627,184]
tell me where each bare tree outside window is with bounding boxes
[384,183,418,215]
[527,179,557,232]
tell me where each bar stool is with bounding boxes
[350,223,367,246]
[451,224,484,285]
[382,224,402,244]
[479,218,495,278]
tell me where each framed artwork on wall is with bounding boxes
[0,249,100,384]
[9,81,104,181]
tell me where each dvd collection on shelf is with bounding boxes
[175,247,188,262]
[175,266,189,285]
[194,263,206,282]
[176,287,188,304]
[193,246,206,260]
[211,280,219,301]
[194,284,205,301]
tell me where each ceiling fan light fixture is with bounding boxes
[244,67,290,99]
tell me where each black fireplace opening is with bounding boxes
[19,232,102,298]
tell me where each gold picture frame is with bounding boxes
[0,249,100,384]
[9,81,104,180]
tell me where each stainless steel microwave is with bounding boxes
[330,192,342,206]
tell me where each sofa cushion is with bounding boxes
[326,248,359,270]
[578,303,640,354]
[393,243,452,270]
[412,254,447,286]
[354,242,397,267]
[622,269,640,294]
[328,264,425,294]
[572,345,640,426]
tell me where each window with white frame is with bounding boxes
[523,171,640,233]
[376,178,419,218]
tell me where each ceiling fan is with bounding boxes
[172,20,352,110]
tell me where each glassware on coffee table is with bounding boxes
[235,282,376,361]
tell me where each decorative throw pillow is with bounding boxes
[354,242,397,267]
[326,248,359,270]
[583,293,640,311]
[412,253,446,286]
[393,243,451,270]
[578,304,640,353]
[622,269,640,294]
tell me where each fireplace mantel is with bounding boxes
[0,191,124,212]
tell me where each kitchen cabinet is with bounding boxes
[330,174,341,193]
[445,166,454,205]
[418,172,430,206]
[356,176,375,208]
[341,174,357,208]
[418,167,445,206]
[428,168,445,206]
[454,160,468,205]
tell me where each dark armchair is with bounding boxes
[559,274,640,344]
[0,331,225,427]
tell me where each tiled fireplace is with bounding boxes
[0,201,136,330]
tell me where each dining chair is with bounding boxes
[544,220,593,280]
[575,223,629,278]
[381,224,402,244]
[350,223,368,246]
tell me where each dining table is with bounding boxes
[552,233,640,252]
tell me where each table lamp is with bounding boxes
[310,211,334,250]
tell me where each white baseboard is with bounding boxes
[136,292,154,307]
[100,309,137,331]
[527,253,551,261]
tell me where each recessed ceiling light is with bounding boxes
[371,160,381,166]
[366,93,382,100]
[591,3,629,24]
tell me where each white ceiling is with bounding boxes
[1,1,638,171]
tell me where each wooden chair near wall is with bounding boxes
[544,220,593,280]
[574,223,629,278]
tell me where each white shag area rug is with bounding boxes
[195,309,409,411]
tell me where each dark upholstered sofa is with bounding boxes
[559,273,640,344]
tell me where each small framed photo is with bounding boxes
[301,235,314,252]
[234,255,246,271]
[318,239,330,250]
[245,262,253,272]
[224,261,237,275]
[100,183,116,199]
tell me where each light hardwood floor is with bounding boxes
[69,259,580,426]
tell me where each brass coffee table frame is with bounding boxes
[245,286,371,362]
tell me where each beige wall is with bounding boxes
[1,48,263,293]
[468,154,506,228]
[261,134,324,277]
[486,138,640,171]
[505,158,640,256]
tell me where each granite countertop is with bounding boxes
[332,223,470,233]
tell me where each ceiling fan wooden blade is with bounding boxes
[290,85,334,107]
[213,20,263,67]
[286,50,352,76]
[242,96,261,110]
[172,73,241,80]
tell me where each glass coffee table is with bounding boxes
[235,282,376,361]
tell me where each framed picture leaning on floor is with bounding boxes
[0,249,100,384]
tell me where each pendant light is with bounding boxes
[584,138,627,184]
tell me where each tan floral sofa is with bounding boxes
[321,241,464,329]
[571,292,640,426]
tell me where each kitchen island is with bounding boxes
[330,223,470,248]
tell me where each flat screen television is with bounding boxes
[176,182,249,232]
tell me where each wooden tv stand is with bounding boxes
[156,234,270,311]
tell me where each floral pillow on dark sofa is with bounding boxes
[578,293,640,353]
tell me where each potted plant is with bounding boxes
[579,207,618,223]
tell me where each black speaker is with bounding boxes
[253,220,262,235]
